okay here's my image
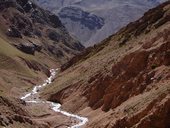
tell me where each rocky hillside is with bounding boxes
[0,0,84,99]
[34,0,167,46]
[0,0,84,127]
[41,1,170,128]
[0,0,85,100]
[0,0,84,63]
[0,96,47,128]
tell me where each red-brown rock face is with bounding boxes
[44,1,170,128]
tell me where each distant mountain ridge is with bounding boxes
[34,0,168,46]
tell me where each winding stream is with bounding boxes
[21,69,88,128]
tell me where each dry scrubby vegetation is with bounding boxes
[61,1,170,71]
[40,1,170,128]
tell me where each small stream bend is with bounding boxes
[21,69,88,128]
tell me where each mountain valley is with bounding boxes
[35,0,168,46]
[0,0,170,128]
[41,1,170,127]
[0,0,84,127]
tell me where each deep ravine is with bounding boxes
[21,69,88,128]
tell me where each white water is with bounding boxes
[21,69,88,128]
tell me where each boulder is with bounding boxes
[17,42,35,55]
[28,39,42,52]
[15,39,42,55]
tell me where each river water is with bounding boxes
[21,69,88,128]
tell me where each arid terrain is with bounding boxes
[0,0,170,128]
[41,1,170,128]
[0,0,84,127]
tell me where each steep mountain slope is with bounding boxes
[0,0,84,127]
[41,1,170,128]
[34,0,167,46]
[0,0,84,64]
[0,0,85,99]
[0,29,50,128]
